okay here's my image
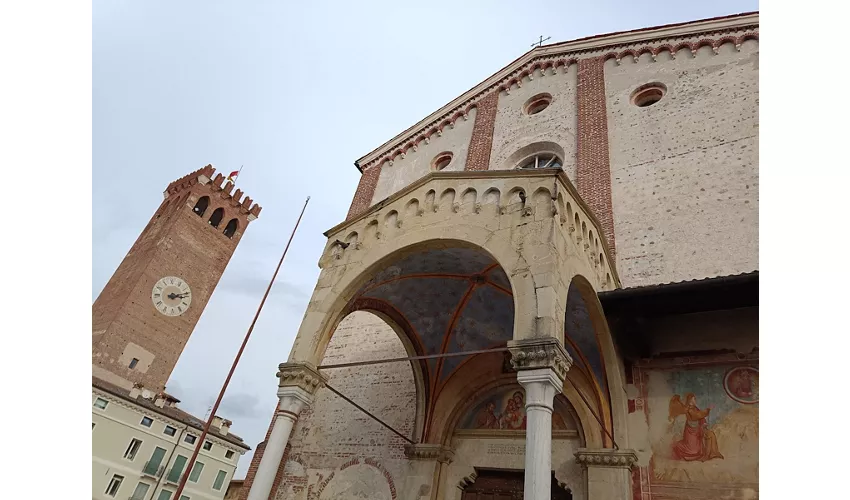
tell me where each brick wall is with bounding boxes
[347,163,382,220]
[271,311,416,499]
[464,92,499,171]
[576,56,616,256]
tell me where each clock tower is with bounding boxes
[92,165,261,393]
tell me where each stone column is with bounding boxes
[509,338,572,500]
[575,448,638,500]
[246,362,325,500]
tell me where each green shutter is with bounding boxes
[167,455,188,483]
[144,447,167,475]
[188,461,204,482]
[212,470,227,490]
[156,489,172,500]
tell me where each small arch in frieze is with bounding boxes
[424,189,436,211]
[532,186,552,206]
[461,187,477,206]
[440,188,456,207]
[483,187,501,206]
[384,210,399,229]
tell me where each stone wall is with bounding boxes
[276,311,419,499]
[488,64,578,184]
[371,108,477,204]
[605,37,759,287]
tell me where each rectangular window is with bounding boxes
[212,470,227,491]
[92,422,96,430]
[156,490,172,500]
[163,425,177,436]
[129,357,139,369]
[143,447,167,476]
[123,438,143,460]
[104,475,124,497]
[140,416,153,427]
[188,461,204,483]
[225,450,234,460]
[184,434,197,444]
[167,455,188,483]
[94,397,109,409]
[202,441,213,451]
[130,482,150,500]
[180,496,189,500]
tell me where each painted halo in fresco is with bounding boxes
[722,366,758,404]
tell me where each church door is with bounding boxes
[460,469,572,500]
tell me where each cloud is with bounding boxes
[219,274,310,301]
[219,392,263,419]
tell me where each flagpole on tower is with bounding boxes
[172,196,311,500]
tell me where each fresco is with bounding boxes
[458,387,572,431]
[646,365,759,485]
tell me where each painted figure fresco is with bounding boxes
[460,387,571,431]
[668,393,723,462]
[646,365,759,486]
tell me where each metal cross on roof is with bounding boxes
[531,35,552,48]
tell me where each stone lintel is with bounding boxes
[507,338,572,382]
[403,443,455,464]
[276,361,327,397]
[575,448,638,469]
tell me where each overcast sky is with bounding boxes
[93,0,758,477]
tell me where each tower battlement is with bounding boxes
[164,164,262,220]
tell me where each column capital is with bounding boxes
[276,361,327,397]
[403,443,455,464]
[575,448,638,469]
[508,338,572,381]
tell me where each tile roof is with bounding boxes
[92,376,250,450]
[600,271,758,295]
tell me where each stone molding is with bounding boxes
[355,13,758,172]
[403,443,455,464]
[457,472,478,490]
[575,448,638,469]
[508,338,573,381]
[276,361,327,397]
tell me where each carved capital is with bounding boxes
[508,338,572,381]
[404,443,455,464]
[276,361,327,397]
[575,448,638,469]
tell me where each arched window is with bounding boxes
[208,208,224,228]
[519,153,562,170]
[223,218,238,238]
[193,196,210,217]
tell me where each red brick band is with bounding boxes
[576,56,616,254]
[347,162,383,220]
[464,91,499,171]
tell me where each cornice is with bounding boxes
[575,448,638,469]
[355,12,758,172]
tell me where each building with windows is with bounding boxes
[239,11,758,500]
[92,166,260,500]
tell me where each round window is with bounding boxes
[631,83,667,107]
[523,93,552,115]
[432,152,453,171]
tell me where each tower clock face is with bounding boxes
[151,276,192,317]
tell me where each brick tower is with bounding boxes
[92,165,261,393]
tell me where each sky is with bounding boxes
[93,0,758,478]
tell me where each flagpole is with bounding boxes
[172,196,311,500]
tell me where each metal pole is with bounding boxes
[172,196,310,499]
[318,346,513,370]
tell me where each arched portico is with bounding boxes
[247,169,631,500]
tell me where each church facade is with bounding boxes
[242,12,758,500]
